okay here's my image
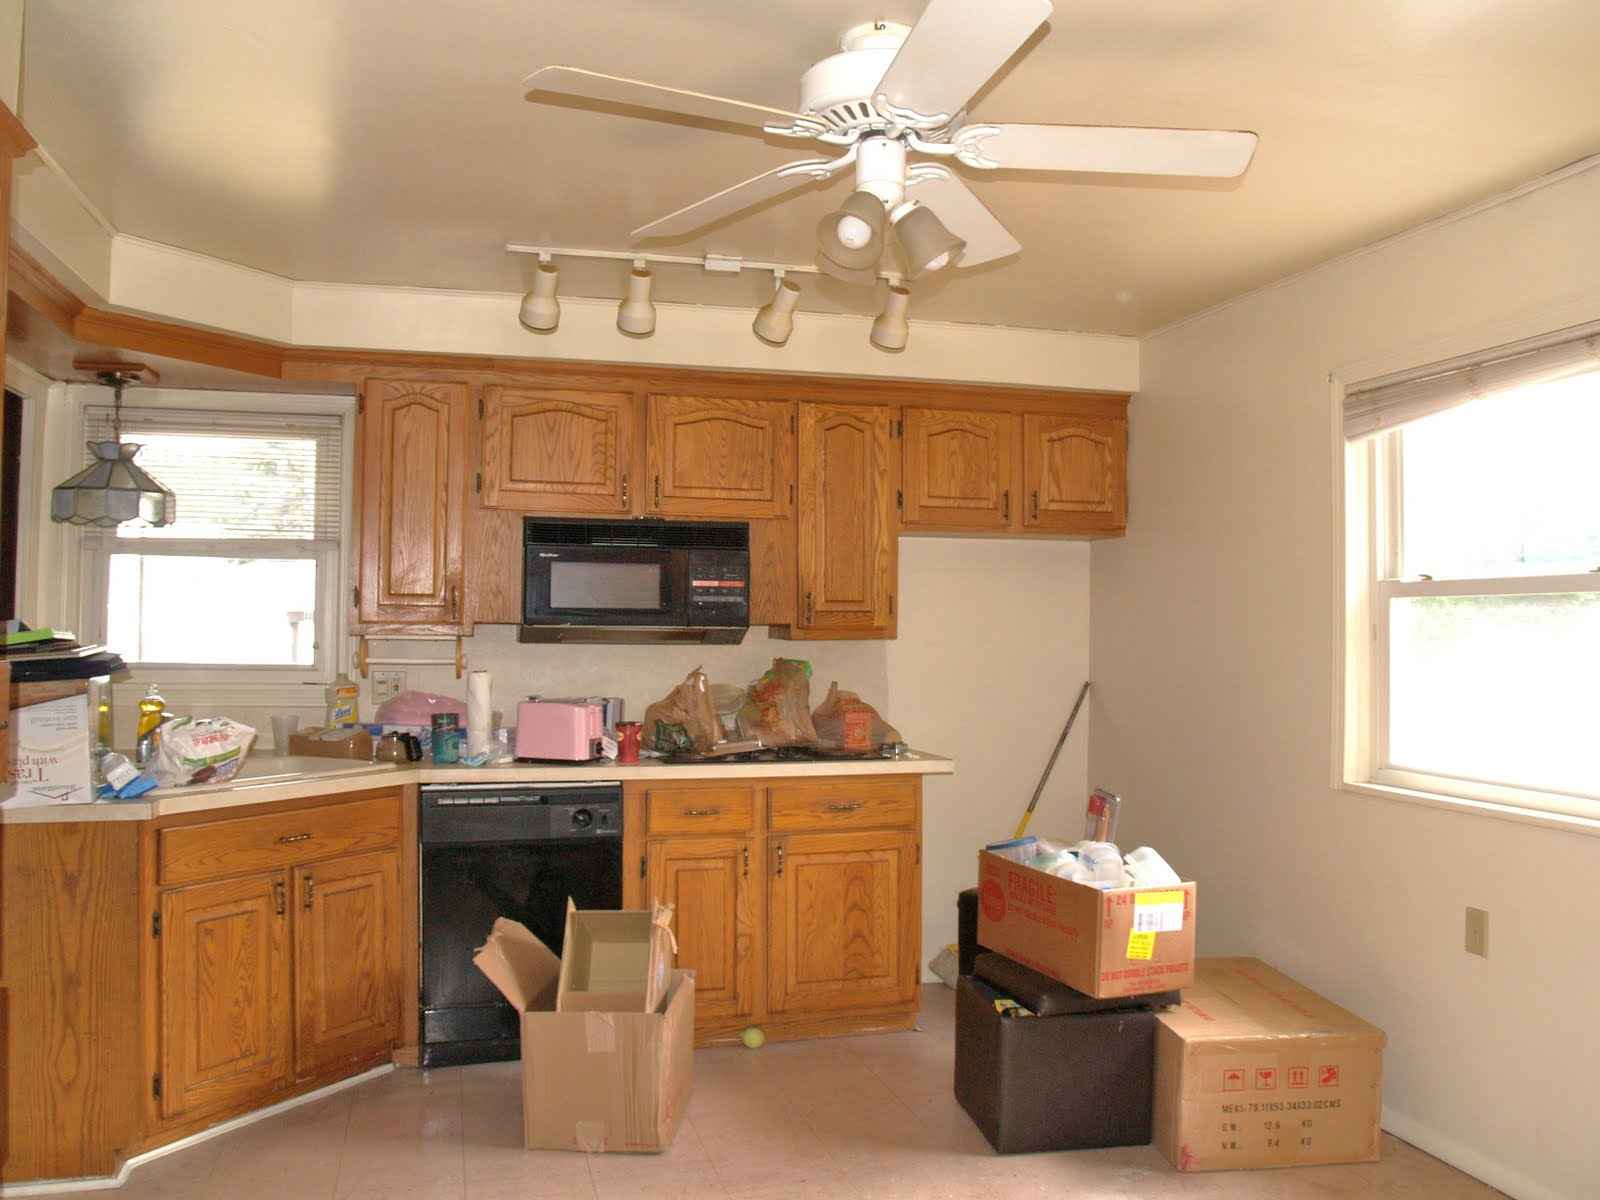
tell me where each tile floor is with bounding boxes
[80,987,1503,1200]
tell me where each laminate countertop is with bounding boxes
[0,750,955,823]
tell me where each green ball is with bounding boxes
[740,1026,765,1049]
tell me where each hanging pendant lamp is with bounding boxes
[50,369,176,528]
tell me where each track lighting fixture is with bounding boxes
[518,262,561,332]
[892,203,965,277]
[752,277,802,346]
[870,284,911,353]
[617,266,656,336]
[817,189,887,271]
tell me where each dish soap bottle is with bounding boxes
[135,683,167,767]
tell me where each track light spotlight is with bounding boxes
[519,262,561,332]
[753,277,802,346]
[617,267,656,336]
[817,189,887,271]
[893,203,966,277]
[870,284,911,353]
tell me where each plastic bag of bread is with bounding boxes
[736,658,818,746]
[811,682,901,752]
[642,667,722,754]
[151,716,257,786]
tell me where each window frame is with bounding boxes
[1340,382,1600,828]
[55,386,356,695]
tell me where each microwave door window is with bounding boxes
[548,561,666,612]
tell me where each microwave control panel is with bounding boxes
[685,548,750,623]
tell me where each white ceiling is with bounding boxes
[19,0,1600,336]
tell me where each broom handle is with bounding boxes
[1013,680,1092,839]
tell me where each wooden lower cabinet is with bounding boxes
[632,775,921,1045]
[158,874,292,1121]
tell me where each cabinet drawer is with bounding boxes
[159,793,403,886]
[645,786,756,835]
[768,779,918,832]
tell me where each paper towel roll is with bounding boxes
[467,670,493,757]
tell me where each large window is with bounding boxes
[80,404,346,681]
[1343,326,1600,821]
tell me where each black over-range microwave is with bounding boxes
[519,517,750,644]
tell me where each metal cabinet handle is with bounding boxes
[1002,490,1010,520]
[273,878,286,916]
[277,833,311,844]
[804,592,814,624]
[682,807,721,817]
[1032,490,1040,519]
[743,846,750,878]
[621,473,630,506]
[775,845,785,876]
[449,584,460,619]
[303,875,316,911]
[824,801,864,813]
[654,474,662,505]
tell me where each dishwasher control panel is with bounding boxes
[421,783,622,844]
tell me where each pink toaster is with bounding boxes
[514,699,605,761]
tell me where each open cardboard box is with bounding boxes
[474,902,692,1153]
[976,847,1198,998]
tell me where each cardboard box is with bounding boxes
[976,849,1197,998]
[475,911,693,1153]
[557,902,674,1014]
[4,693,92,806]
[1153,957,1386,1172]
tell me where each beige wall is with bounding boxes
[888,536,1091,977]
[1089,162,1600,1200]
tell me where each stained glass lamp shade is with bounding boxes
[50,439,177,527]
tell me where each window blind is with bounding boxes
[83,406,344,540]
[1343,322,1600,441]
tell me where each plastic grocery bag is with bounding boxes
[642,667,722,754]
[811,682,901,751]
[151,716,257,786]
[736,658,818,746]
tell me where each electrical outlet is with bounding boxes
[1464,907,1489,958]
[372,670,406,706]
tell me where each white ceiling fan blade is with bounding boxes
[631,158,847,240]
[957,123,1259,177]
[874,0,1053,124]
[526,66,810,131]
[904,168,1021,268]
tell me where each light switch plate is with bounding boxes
[372,670,406,706]
[1464,906,1489,958]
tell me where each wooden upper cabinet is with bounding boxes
[645,394,794,518]
[292,850,400,1079]
[159,873,292,1121]
[482,386,635,513]
[357,379,468,627]
[795,402,896,636]
[767,829,919,1014]
[1022,412,1128,535]
[901,407,1017,532]
[645,836,756,1022]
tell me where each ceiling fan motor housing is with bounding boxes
[798,22,910,137]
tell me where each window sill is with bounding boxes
[1342,779,1600,840]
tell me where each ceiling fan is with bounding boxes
[524,0,1258,283]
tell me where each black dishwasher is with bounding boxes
[419,781,623,1067]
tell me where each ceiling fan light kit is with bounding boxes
[870,284,912,353]
[616,267,657,337]
[753,276,803,346]
[518,261,561,332]
[524,0,1258,308]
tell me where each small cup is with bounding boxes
[270,714,300,755]
[616,721,643,765]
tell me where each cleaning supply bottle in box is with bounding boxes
[325,673,359,729]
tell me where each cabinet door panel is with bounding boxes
[768,830,918,1014]
[293,850,400,1079]
[160,874,291,1121]
[646,394,793,518]
[645,837,756,1022]
[795,403,895,634]
[902,408,1016,531]
[1022,413,1127,534]
[482,387,635,513]
[358,379,468,625]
